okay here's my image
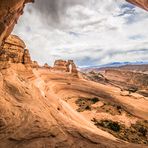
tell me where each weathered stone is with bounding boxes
[23,49,32,64]
[0,0,34,46]
[32,61,39,69]
[53,60,69,72]
[67,60,78,77]
[0,35,25,63]
[53,59,78,77]
[105,69,148,90]
[0,35,32,67]
[43,63,51,69]
[126,0,148,11]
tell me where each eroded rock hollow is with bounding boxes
[0,0,148,148]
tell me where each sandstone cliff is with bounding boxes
[126,0,148,11]
[104,69,148,90]
[0,0,34,46]
[0,35,32,66]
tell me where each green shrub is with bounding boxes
[138,126,147,136]
[91,97,100,103]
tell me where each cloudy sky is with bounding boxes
[13,0,148,67]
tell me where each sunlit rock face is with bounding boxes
[0,35,33,69]
[43,63,51,69]
[53,59,78,77]
[104,69,148,90]
[53,60,69,72]
[0,0,34,46]
[126,0,148,10]
[32,61,39,68]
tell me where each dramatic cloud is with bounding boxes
[13,0,148,67]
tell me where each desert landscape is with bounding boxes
[0,0,148,148]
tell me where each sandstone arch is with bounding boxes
[0,1,147,148]
[53,59,78,77]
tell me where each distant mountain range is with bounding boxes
[80,61,148,69]
[79,61,148,73]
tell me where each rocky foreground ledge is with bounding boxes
[0,35,147,148]
[0,0,147,147]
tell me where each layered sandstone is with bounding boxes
[0,35,32,69]
[53,60,69,72]
[32,61,39,68]
[0,0,34,46]
[43,63,51,69]
[1,62,146,148]
[126,0,148,10]
[53,59,78,77]
[0,0,147,147]
[0,35,147,147]
[104,69,148,90]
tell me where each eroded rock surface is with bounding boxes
[43,63,51,69]
[0,59,146,148]
[0,35,26,63]
[104,69,148,90]
[0,0,147,147]
[126,0,148,10]
[53,59,78,77]
[0,35,32,67]
[32,61,39,69]
[0,0,34,46]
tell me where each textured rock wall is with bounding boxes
[68,60,78,77]
[43,63,51,69]
[105,69,148,90]
[53,60,68,72]
[126,0,148,11]
[53,59,78,76]
[0,0,34,46]
[32,61,39,68]
[0,35,33,69]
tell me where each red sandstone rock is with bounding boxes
[0,1,147,148]
[126,0,148,11]
[0,35,32,66]
[67,60,78,77]
[53,60,69,72]
[53,59,78,77]
[43,63,51,69]
[32,61,39,68]
[104,69,148,90]
[23,49,32,64]
[0,0,34,46]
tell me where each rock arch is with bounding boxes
[53,59,78,77]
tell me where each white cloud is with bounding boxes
[13,0,148,66]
